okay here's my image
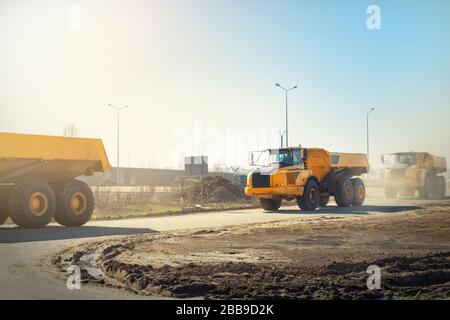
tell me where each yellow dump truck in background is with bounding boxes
[0,132,111,228]
[381,152,447,199]
[245,147,369,211]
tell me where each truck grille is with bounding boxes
[252,172,270,188]
[390,169,405,179]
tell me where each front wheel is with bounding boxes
[385,187,397,199]
[259,198,282,211]
[418,176,432,199]
[53,180,95,227]
[298,180,319,210]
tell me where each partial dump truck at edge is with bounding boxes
[0,132,111,228]
[245,147,369,211]
[381,152,447,199]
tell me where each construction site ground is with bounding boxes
[45,185,450,300]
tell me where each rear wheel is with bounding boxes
[430,176,446,199]
[298,180,319,210]
[53,180,95,227]
[385,187,397,199]
[351,178,365,206]
[259,198,282,211]
[8,179,56,228]
[0,203,8,225]
[319,195,330,207]
[0,211,7,225]
[334,179,354,207]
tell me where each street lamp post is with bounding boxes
[276,83,298,147]
[366,107,375,164]
[107,104,128,184]
[276,130,286,148]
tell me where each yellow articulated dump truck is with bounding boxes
[0,132,111,228]
[381,152,447,199]
[245,147,369,211]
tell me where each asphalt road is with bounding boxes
[0,195,437,299]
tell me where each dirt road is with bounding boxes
[0,188,448,299]
[0,207,308,299]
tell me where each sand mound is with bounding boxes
[181,175,247,203]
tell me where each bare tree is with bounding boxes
[63,124,78,137]
[212,162,224,173]
[229,166,241,173]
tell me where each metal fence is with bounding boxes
[91,185,179,206]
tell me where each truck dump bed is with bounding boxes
[0,132,111,183]
[431,154,447,173]
[330,152,369,170]
[330,152,370,178]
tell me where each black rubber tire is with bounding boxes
[429,176,439,199]
[53,180,95,227]
[400,189,415,198]
[419,176,432,199]
[431,176,446,199]
[438,176,446,199]
[351,178,366,206]
[334,179,354,207]
[0,208,8,225]
[8,179,56,228]
[319,195,330,207]
[298,180,320,210]
[418,188,427,199]
[0,191,9,225]
[259,198,282,211]
[385,187,397,199]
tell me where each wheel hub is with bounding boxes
[309,188,317,202]
[29,192,48,216]
[70,192,87,215]
[346,186,352,198]
[358,186,364,198]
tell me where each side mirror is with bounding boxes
[300,149,307,160]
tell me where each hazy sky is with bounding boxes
[1,0,449,169]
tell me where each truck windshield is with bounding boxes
[382,153,415,165]
[395,153,415,165]
[249,149,302,167]
[269,150,294,165]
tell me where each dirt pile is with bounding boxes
[66,247,450,299]
[181,176,247,203]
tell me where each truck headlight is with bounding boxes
[246,173,252,187]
